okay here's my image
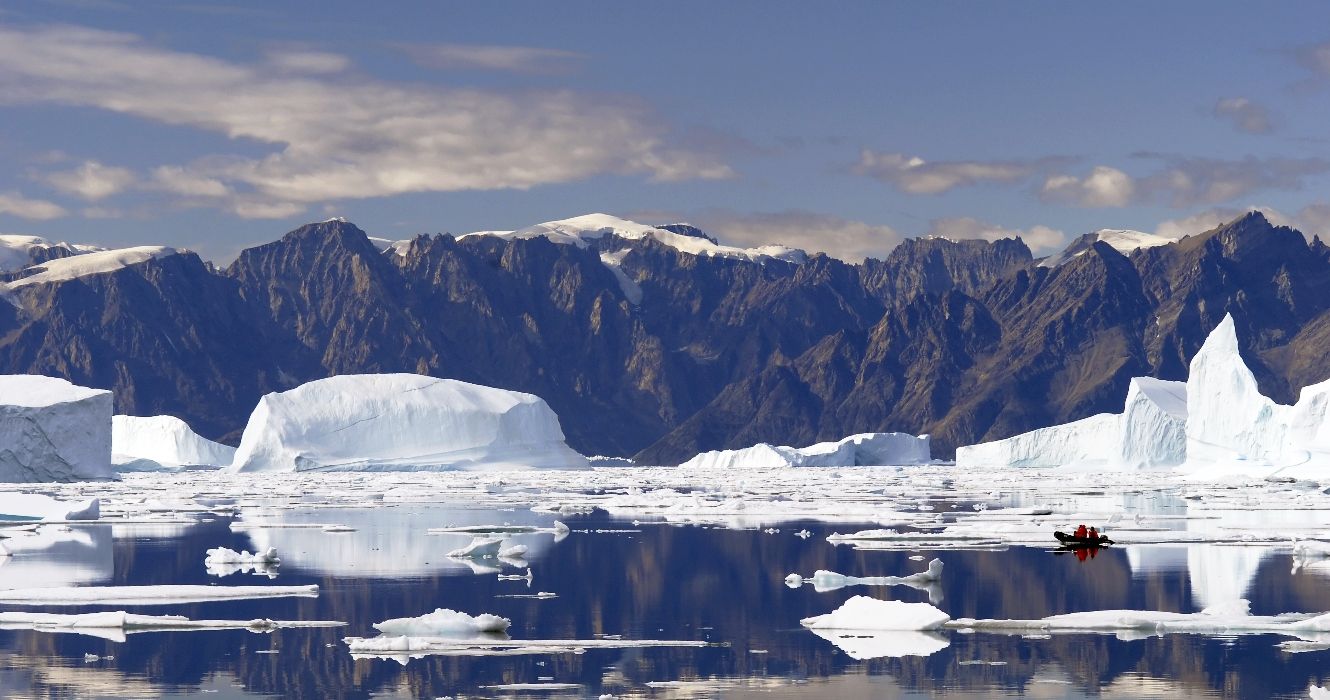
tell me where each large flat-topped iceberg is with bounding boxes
[6,246,178,289]
[228,374,589,472]
[679,432,930,469]
[458,213,806,264]
[0,375,113,483]
[112,415,236,472]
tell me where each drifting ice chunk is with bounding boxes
[0,610,342,642]
[373,608,511,637]
[800,596,951,631]
[228,375,589,472]
[112,415,236,471]
[801,558,944,592]
[679,432,930,469]
[0,375,113,483]
[952,598,1330,636]
[448,536,503,559]
[0,493,99,521]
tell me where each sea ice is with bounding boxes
[448,536,504,559]
[112,415,236,471]
[0,610,342,642]
[228,374,589,472]
[204,546,279,565]
[0,375,113,483]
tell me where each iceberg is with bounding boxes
[955,413,1119,470]
[112,415,236,471]
[0,375,113,483]
[0,584,318,605]
[679,432,930,469]
[204,547,279,565]
[227,374,589,472]
[800,596,951,631]
[372,608,511,637]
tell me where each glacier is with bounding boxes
[228,374,588,473]
[679,432,930,469]
[112,415,236,472]
[0,375,114,483]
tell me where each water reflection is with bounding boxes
[0,524,112,589]
[0,509,1327,698]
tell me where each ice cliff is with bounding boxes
[227,374,589,472]
[0,375,113,483]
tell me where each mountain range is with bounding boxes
[2,210,1327,464]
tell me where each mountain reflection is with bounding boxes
[0,508,1326,698]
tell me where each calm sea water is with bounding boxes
[0,505,1325,699]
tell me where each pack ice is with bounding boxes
[112,415,236,471]
[679,432,930,469]
[957,314,1330,476]
[0,375,113,483]
[227,374,588,472]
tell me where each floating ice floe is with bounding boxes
[0,375,113,483]
[227,374,589,472]
[0,583,318,605]
[204,546,280,565]
[0,610,342,643]
[373,608,511,637]
[679,432,930,469]
[448,536,504,559]
[112,415,236,472]
[949,599,1330,640]
[0,492,99,521]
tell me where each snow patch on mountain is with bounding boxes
[0,234,100,274]
[6,246,179,289]
[1040,229,1173,267]
[458,213,807,264]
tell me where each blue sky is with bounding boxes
[1,1,1329,262]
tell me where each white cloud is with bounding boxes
[1039,166,1136,208]
[398,43,584,74]
[149,165,230,197]
[1138,155,1330,208]
[853,151,1055,195]
[1213,97,1271,134]
[924,216,1067,255]
[0,191,67,220]
[41,160,135,200]
[264,49,351,74]
[0,24,729,216]
[1296,42,1330,77]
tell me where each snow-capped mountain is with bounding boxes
[2,210,1328,464]
[1039,228,1174,267]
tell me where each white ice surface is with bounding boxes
[112,415,235,471]
[0,610,341,642]
[0,584,318,605]
[0,524,112,589]
[0,234,97,274]
[0,493,99,521]
[1039,229,1173,267]
[956,413,1118,470]
[228,374,588,472]
[373,608,511,637]
[6,246,178,289]
[0,375,113,483]
[680,432,930,469]
[205,546,279,565]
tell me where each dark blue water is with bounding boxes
[1,507,1327,699]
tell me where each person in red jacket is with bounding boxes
[1075,524,1088,538]
[1088,526,1099,541]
